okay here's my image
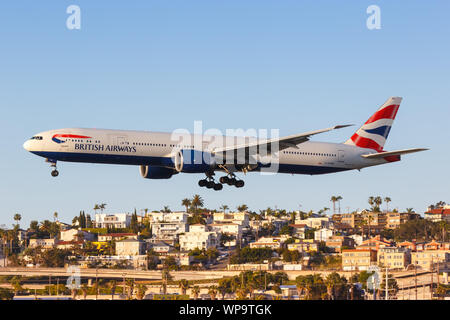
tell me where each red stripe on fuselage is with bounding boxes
[53,134,92,139]
[365,104,399,125]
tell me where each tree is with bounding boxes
[220,205,229,213]
[191,286,200,300]
[384,197,392,212]
[93,204,100,214]
[0,288,14,300]
[208,285,218,300]
[336,196,343,214]
[330,196,338,214]
[237,204,248,212]
[181,199,191,213]
[99,203,107,214]
[13,213,21,228]
[178,279,190,295]
[191,195,204,213]
[136,284,147,300]
[53,212,58,222]
[109,280,117,300]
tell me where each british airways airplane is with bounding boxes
[23,97,427,191]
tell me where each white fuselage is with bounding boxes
[23,128,391,176]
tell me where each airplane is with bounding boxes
[23,97,427,191]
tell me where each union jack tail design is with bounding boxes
[344,97,402,152]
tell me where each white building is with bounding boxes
[115,239,146,256]
[213,212,249,228]
[179,224,219,251]
[209,223,243,240]
[29,238,57,249]
[60,229,96,242]
[314,228,334,242]
[147,211,188,223]
[151,221,188,240]
[95,213,131,229]
[295,217,332,229]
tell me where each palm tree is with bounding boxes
[93,204,100,215]
[208,285,218,300]
[181,199,191,213]
[220,205,229,213]
[237,204,248,212]
[13,213,21,228]
[136,284,147,300]
[53,212,58,222]
[368,196,375,211]
[109,280,117,300]
[99,203,107,214]
[330,196,338,214]
[374,196,382,212]
[384,197,392,212]
[336,196,343,214]
[406,208,414,213]
[191,286,200,300]
[191,195,204,213]
[178,279,190,295]
[81,283,88,300]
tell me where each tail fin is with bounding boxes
[344,97,402,152]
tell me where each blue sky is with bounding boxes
[0,1,449,228]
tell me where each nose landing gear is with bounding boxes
[46,159,59,177]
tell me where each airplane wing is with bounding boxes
[361,148,429,159]
[213,124,353,156]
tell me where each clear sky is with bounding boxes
[1,1,449,228]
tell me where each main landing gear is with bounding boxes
[198,172,244,191]
[46,159,59,177]
[198,172,223,191]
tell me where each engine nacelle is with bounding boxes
[139,165,176,179]
[172,149,216,173]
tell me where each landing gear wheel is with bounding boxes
[51,170,59,177]
[228,178,237,186]
[235,180,245,188]
[198,179,207,187]
[206,181,215,189]
[219,176,229,184]
[213,183,223,191]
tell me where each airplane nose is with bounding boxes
[23,140,31,151]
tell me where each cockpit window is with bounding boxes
[30,136,43,140]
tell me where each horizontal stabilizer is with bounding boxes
[361,148,429,159]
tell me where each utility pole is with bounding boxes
[415,265,418,300]
[122,273,126,299]
[385,267,389,300]
[431,258,434,300]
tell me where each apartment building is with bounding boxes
[287,239,319,252]
[326,235,355,253]
[314,228,334,242]
[146,211,188,224]
[94,213,131,229]
[424,207,450,223]
[386,212,419,229]
[98,233,138,242]
[151,221,188,240]
[115,238,146,256]
[342,249,377,271]
[209,223,243,240]
[377,247,411,270]
[213,212,249,228]
[178,224,219,251]
[341,213,363,228]
[412,250,450,271]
